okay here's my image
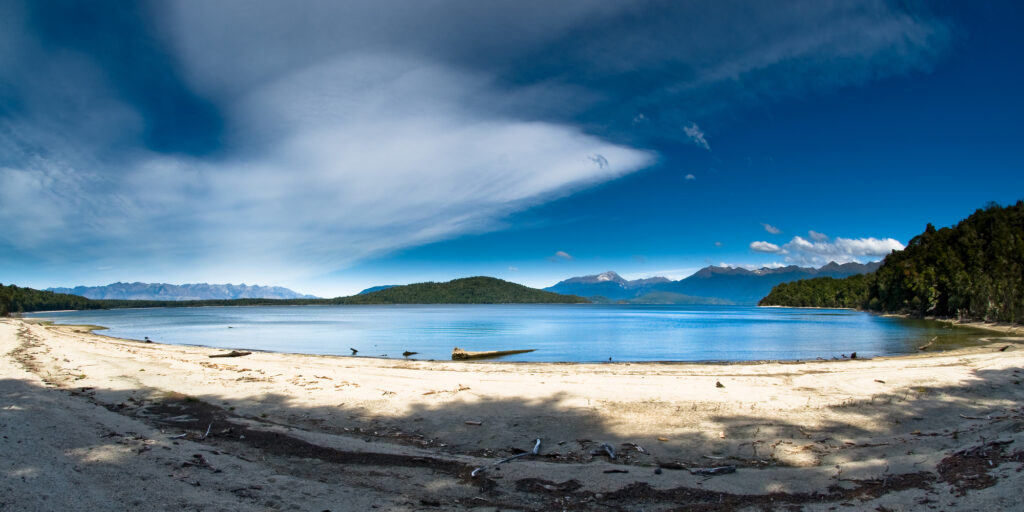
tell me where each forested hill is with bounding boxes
[338,276,590,304]
[1,284,101,316]
[760,201,1024,324]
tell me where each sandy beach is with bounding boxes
[2,318,1022,511]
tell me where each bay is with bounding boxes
[27,304,987,363]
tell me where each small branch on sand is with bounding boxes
[209,350,252,358]
[200,423,212,440]
[169,433,187,439]
[471,438,541,477]
[689,465,736,476]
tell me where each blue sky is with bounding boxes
[1,1,1022,297]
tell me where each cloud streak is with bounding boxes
[684,123,710,150]
[0,0,950,289]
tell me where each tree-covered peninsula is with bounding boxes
[760,201,1024,324]
[336,277,590,304]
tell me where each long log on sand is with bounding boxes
[451,347,536,361]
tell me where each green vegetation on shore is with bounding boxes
[1,284,99,315]
[757,274,871,309]
[760,201,1024,324]
[1,277,587,315]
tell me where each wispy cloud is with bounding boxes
[549,251,574,262]
[808,230,829,242]
[685,173,696,180]
[684,123,710,150]
[761,223,782,235]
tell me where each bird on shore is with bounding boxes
[350,348,358,355]
[402,351,417,358]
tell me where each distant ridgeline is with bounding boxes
[760,201,1024,324]
[47,282,317,301]
[545,263,879,305]
[1,277,587,315]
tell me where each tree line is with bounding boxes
[760,201,1024,324]
[1,276,588,316]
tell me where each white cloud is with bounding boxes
[508,266,519,272]
[750,241,784,253]
[685,173,696,180]
[714,241,723,247]
[761,223,782,235]
[762,235,905,266]
[683,123,710,150]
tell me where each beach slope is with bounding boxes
[2,318,1022,510]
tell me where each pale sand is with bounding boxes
[2,318,1022,511]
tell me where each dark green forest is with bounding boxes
[1,277,587,316]
[760,201,1024,324]
[757,274,872,309]
[0,284,101,315]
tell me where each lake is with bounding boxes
[27,304,988,363]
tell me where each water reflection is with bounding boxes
[29,305,990,363]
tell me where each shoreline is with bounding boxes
[22,312,1014,366]
[2,317,1023,510]
[759,304,1024,336]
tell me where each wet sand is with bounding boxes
[2,317,1023,510]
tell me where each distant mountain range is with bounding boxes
[544,262,881,305]
[47,282,317,301]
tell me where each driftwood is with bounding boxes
[452,347,536,360]
[918,336,937,351]
[471,438,541,477]
[689,465,736,476]
[209,350,252,358]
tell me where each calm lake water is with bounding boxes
[27,305,988,363]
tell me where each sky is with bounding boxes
[1,1,1022,297]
